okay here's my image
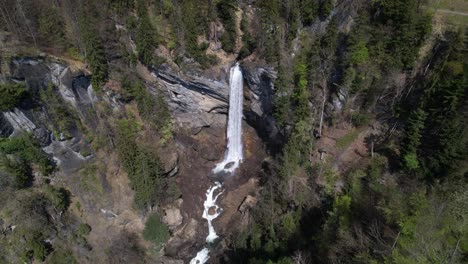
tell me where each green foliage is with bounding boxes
[122,78,172,141]
[40,83,81,139]
[109,0,134,14]
[136,0,157,65]
[330,194,352,229]
[336,129,360,150]
[238,13,256,59]
[77,223,91,237]
[0,133,54,178]
[217,0,237,53]
[403,152,419,170]
[272,66,292,128]
[47,250,78,264]
[403,108,427,155]
[399,31,467,179]
[387,183,468,263]
[318,0,334,21]
[72,222,91,248]
[44,186,71,212]
[300,0,318,26]
[115,119,173,209]
[180,0,216,67]
[291,54,311,123]
[349,40,369,65]
[81,16,108,88]
[38,6,66,48]
[279,213,297,240]
[0,83,27,111]
[29,238,47,262]
[367,154,388,181]
[143,214,170,246]
[351,112,371,127]
[376,0,432,68]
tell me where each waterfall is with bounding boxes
[213,63,244,174]
[190,63,244,264]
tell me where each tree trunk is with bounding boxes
[319,89,326,137]
[450,239,461,263]
[16,0,37,48]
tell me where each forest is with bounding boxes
[0,0,466,263]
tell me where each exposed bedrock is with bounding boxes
[152,62,282,154]
[1,57,98,174]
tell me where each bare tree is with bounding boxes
[292,250,311,264]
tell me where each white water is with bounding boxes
[190,248,210,264]
[213,63,244,174]
[190,183,223,264]
[190,63,244,264]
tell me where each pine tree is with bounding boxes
[136,0,156,65]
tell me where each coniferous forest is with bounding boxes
[0,0,466,263]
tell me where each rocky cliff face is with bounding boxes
[153,62,281,154]
[1,58,95,173]
[147,61,277,261]
[1,56,278,262]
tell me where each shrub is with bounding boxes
[351,112,371,127]
[44,186,71,212]
[47,250,78,264]
[143,214,170,246]
[30,239,47,262]
[40,83,80,139]
[403,152,419,170]
[336,130,360,150]
[0,133,54,176]
[349,41,369,65]
[77,223,92,237]
[0,83,27,111]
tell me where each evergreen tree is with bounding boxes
[136,0,156,65]
[81,18,108,89]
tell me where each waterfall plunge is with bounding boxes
[213,63,244,174]
[190,63,244,264]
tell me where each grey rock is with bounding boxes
[162,199,184,230]
[34,127,51,146]
[0,114,14,137]
[3,108,36,134]
[152,68,229,128]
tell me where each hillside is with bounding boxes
[0,1,467,263]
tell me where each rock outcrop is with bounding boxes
[152,65,229,129]
[2,57,95,173]
[153,62,282,154]
[242,62,283,154]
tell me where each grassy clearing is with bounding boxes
[444,13,468,25]
[336,129,360,150]
[78,162,105,196]
[439,0,468,11]
[426,0,468,26]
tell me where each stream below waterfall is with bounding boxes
[190,63,244,264]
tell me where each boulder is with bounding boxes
[163,199,184,229]
[238,195,257,214]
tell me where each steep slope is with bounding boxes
[0,0,466,263]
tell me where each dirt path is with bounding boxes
[437,9,468,16]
